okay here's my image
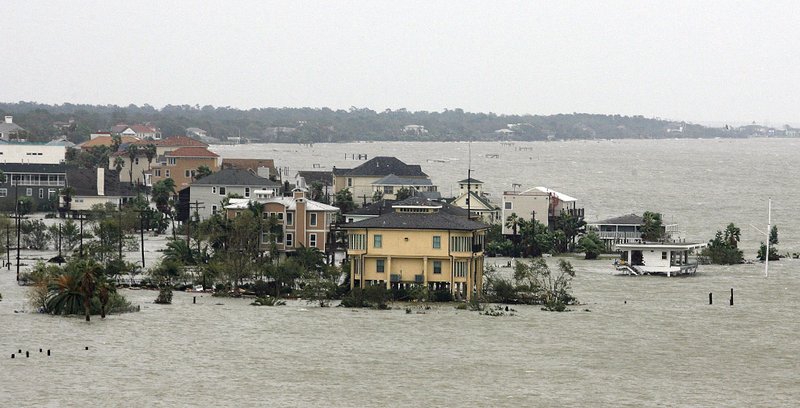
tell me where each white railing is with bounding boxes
[10,180,66,186]
[597,231,640,240]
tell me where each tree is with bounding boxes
[309,181,325,202]
[395,187,414,200]
[17,196,34,216]
[126,144,140,185]
[513,258,576,311]
[113,156,124,172]
[298,264,340,307]
[195,165,213,180]
[703,229,744,265]
[59,186,75,214]
[152,178,176,216]
[640,211,665,241]
[333,189,356,215]
[143,143,157,170]
[111,134,122,152]
[757,225,780,261]
[576,230,604,259]
[553,210,586,252]
[724,223,741,248]
[518,219,553,257]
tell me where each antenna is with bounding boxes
[766,198,771,278]
[467,140,472,219]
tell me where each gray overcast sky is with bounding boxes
[2,1,799,125]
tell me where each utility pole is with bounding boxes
[187,200,205,248]
[14,185,21,282]
[133,209,147,268]
[118,207,123,261]
[6,222,10,270]
[78,212,86,258]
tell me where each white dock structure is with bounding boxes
[614,242,706,277]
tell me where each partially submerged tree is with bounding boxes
[576,230,604,259]
[640,211,665,241]
[702,224,744,264]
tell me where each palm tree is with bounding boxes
[46,268,84,316]
[79,266,98,321]
[126,144,140,185]
[144,143,157,170]
[724,223,741,248]
[60,186,75,213]
[505,213,520,237]
[113,156,125,172]
[164,239,195,265]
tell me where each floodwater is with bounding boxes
[2,139,799,407]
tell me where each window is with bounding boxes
[155,169,161,177]
[376,259,385,273]
[433,235,441,249]
[285,233,293,247]
[165,170,170,178]
[433,261,442,274]
[349,233,366,250]
[373,234,382,248]
[185,169,196,178]
[286,212,293,225]
[167,157,176,165]
[277,213,284,221]
[662,252,668,260]
[347,178,352,187]
[212,205,218,214]
[0,189,6,197]
[454,261,468,278]
[309,233,317,247]
[26,188,32,196]
[384,186,394,194]
[245,187,250,198]
[48,189,56,199]
[134,158,139,165]
[504,201,512,210]
[219,187,226,196]
[212,186,216,194]
[39,189,44,198]
[309,213,317,226]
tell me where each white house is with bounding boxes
[0,142,66,164]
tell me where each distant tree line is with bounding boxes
[0,102,735,144]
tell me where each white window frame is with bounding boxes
[309,213,317,226]
[309,233,317,248]
[286,233,293,247]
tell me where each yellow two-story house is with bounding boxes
[343,197,489,300]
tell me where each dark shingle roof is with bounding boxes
[191,168,280,187]
[457,177,483,184]
[343,210,488,231]
[341,156,427,177]
[593,214,643,225]
[0,163,69,174]
[67,168,137,197]
[298,170,333,186]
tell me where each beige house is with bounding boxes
[333,156,429,205]
[109,136,211,185]
[501,186,580,234]
[150,147,221,190]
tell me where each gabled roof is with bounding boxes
[455,191,496,210]
[191,168,280,187]
[458,177,483,184]
[372,174,433,186]
[129,124,158,134]
[0,122,25,134]
[340,156,427,177]
[533,187,577,202]
[343,209,488,231]
[165,147,219,158]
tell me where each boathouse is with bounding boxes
[614,241,706,277]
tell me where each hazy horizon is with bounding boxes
[3,1,799,126]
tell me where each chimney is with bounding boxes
[4,116,12,124]
[97,168,105,196]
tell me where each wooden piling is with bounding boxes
[26,351,29,358]
[730,288,734,306]
[193,296,196,304]
[11,354,14,359]
[709,292,713,305]
[47,350,50,356]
